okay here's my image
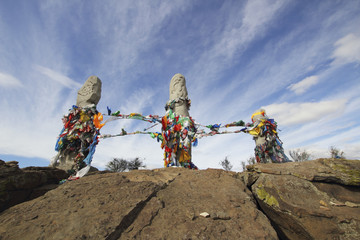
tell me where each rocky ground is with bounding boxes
[0,158,359,239]
[0,160,68,212]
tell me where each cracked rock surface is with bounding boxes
[0,168,276,239]
[0,159,359,239]
[121,168,277,239]
[244,158,360,240]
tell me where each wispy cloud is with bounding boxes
[332,33,360,65]
[288,75,319,95]
[263,99,347,126]
[35,65,81,88]
[89,0,192,78]
[188,0,290,121]
[1,1,360,169]
[212,0,288,61]
[0,72,23,88]
[192,0,288,82]
[305,126,360,160]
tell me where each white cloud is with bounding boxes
[281,118,354,148]
[262,99,347,126]
[240,0,287,44]
[0,72,23,88]
[190,0,288,89]
[288,75,319,95]
[303,126,360,160]
[35,65,81,89]
[89,0,191,77]
[1,1,360,170]
[93,134,164,170]
[332,33,360,65]
[121,88,156,114]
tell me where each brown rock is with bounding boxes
[121,169,277,240]
[2,159,358,239]
[246,158,360,186]
[0,168,278,240]
[0,160,22,178]
[0,161,68,212]
[247,159,360,240]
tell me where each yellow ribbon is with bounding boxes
[248,121,265,136]
[80,112,90,122]
[179,150,191,162]
[251,110,265,122]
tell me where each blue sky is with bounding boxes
[1,0,359,171]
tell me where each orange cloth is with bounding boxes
[93,112,105,129]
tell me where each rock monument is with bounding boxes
[161,74,197,169]
[248,109,290,163]
[50,76,102,173]
[251,109,268,147]
[76,75,102,107]
[169,73,190,116]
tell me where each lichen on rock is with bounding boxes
[255,184,279,208]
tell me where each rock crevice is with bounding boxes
[106,173,178,240]
[106,185,163,240]
[244,159,360,240]
[0,159,359,240]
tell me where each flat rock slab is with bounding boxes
[248,159,360,240]
[0,172,165,239]
[121,168,277,239]
[247,158,360,186]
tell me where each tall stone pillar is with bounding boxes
[51,76,102,173]
[161,74,197,169]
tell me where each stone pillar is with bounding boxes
[161,74,197,169]
[76,76,102,108]
[169,73,190,117]
[51,76,102,172]
[250,109,290,163]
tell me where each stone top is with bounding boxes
[76,76,102,108]
[168,73,190,116]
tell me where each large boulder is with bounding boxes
[0,160,69,212]
[0,168,277,240]
[1,159,359,239]
[244,159,360,240]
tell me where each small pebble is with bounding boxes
[200,212,210,218]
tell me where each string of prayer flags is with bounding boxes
[161,108,198,169]
[54,105,101,172]
[224,120,245,128]
[248,109,290,163]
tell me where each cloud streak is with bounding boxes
[35,65,81,89]
[0,1,359,169]
[288,76,319,95]
[263,100,347,126]
[0,72,23,88]
[332,33,360,65]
